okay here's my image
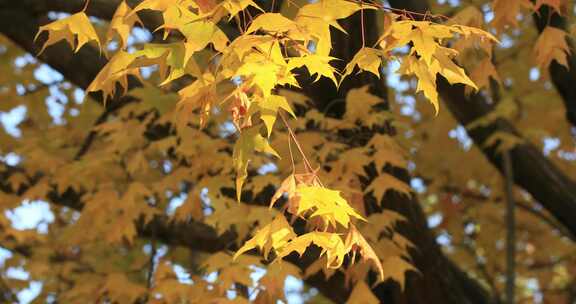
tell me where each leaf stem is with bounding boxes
[359,0,365,47]
[279,111,314,173]
[503,151,516,304]
[82,0,91,12]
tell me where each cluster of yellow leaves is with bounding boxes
[32,0,497,296]
[489,0,572,72]
[234,172,388,282]
[378,18,498,112]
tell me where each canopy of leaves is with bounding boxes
[0,0,575,303]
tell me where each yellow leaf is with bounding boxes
[344,85,383,123]
[470,58,501,90]
[176,73,216,127]
[250,95,296,137]
[398,56,439,113]
[233,216,296,260]
[173,190,204,222]
[221,0,263,19]
[366,174,412,200]
[346,281,379,304]
[236,58,281,98]
[131,0,193,14]
[130,43,188,85]
[380,256,418,291]
[87,51,140,101]
[106,1,142,50]
[432,46,478,90]
[296,0,375,33]
[288,55,338,85]
[296,186,365,229]
[36,12,101,53]
[491,0,533,31]
[534,26,571,69]
[275,231,349,268]
[246,13,298,34]
[233,127,280,201]
[344,225,384,282]
[341,47,384,80]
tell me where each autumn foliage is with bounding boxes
[1,0,576,303]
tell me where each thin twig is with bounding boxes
[503,151,516,304]
[287,131,296,173]
[279,111,314,172]
[82,0,92,12]
[359,0,365,47]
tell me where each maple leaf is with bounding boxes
[173,189,204,222]
[344,86,383,123]
[295,0,376,48]
[202,253,260,293]
[246,13,298,34]
[346,281,379,304]
[470,58,501,90]
[233,126,280,201]
[36,12,101,53]
[255,262,301,303]
[366,173,412,200]
[157,5,229,53]
[130,43,189,85]
[269,174,297,209]
[250,95,296,137]
[233,216,296,260]
[491,0,533,31]
[275,231,349,268]
[365,211,407,233]
[398,56,439,112]
[236,58,282,98]
[130,0,192,15]
[344,225,384,282]
[87,51,140,100]
[534,26,571,70]
[341,47,384,81]
[106,1,142,50]
[380,256,418,291]
[221,0,263,19]
[398,48,477,114]
[288,55,339,85]
[177,73,217,127]
[296,185,365,229]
